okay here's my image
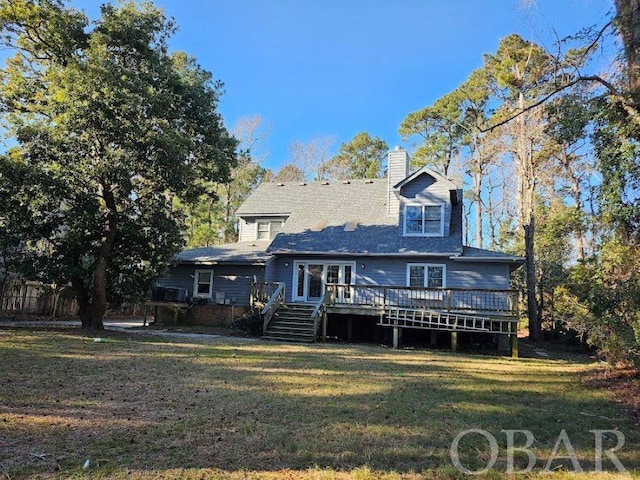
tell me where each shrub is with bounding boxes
[233,308,263,336]
[566,242,640,367]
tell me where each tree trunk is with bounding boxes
[525,220,540,340]
[615,0,640,98]
[207,198,213,247]
[473,171,483,249]
[486,179,499,250]
[88,256,108,330]
[71,275,94,329]
[536,263,544,330]
[463,201,470,246]
[514,90,541,340]
[571,178,586,261]
[561,150,587,261]
[76,184,118,331]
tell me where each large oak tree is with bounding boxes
[0,0,237,329]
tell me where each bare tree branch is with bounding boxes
[481,73,640,133]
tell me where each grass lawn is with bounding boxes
[0,326,638,479]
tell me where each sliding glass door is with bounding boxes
[292,261,355,302]
[307,264,324,301]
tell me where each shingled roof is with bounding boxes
[237,179,464,256]
[455,246,524,263]
[236,179,388,223]
[177,241,271,265]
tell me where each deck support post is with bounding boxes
[511,323,518,359]
[347,317,353,343]
[430,330,437,345]
[451,330,457,353]
[392,326,402,349]
[322,309,327,343]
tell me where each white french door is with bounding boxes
[292,261,355,302]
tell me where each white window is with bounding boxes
[256,220,284,240]
[270,220,283,237]
[406,264,445,288]
[257,221,270,240]
[403,204,444,237]
[193,269,214,298]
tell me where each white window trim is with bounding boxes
[256,219,284,240]
[406,263,446,288]
[256,220,270,240]
[403,203,445,237]
[193,269,214,298]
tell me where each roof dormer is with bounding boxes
[238,215,287,242]
[392,166,460,238]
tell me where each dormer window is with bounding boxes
[257,220,284,240]
[403,204,444,237]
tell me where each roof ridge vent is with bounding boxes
[311,219,327,232]
[321,181,329,185]
[344,220,358,232]
[276,182,285,186]
[298,182,307,186]
[342,180,351,185]
[364,179,374,184]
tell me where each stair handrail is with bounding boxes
[310,291,325,340]
[262,282,285,335]
[250,281,280,309]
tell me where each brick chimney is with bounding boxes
[387,146,409,216]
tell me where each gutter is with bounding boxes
[267,250,462,257]
[235,212,291,217]
[178,260,268,266]
[448,255,525,264]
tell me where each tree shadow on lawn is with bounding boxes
[0,328,637,477]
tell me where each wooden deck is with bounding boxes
[251,283,520,357]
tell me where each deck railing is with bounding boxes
[250,281,281,308]
[260,282,285,335]
[325,284,518,315]
[310,292,325,340]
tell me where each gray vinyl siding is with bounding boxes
[266,257,295,301]
[265,255,511,302]
[156,265,194,291]
[238,218,251,242]
[156,264,265,306]
[446,262,510,289]
[238,216,288,242]
[401,173,435,197]
[399,173,453,236]
[264,257,282,283]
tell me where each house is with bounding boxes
[157,147,523,352]
[156,241,270,306]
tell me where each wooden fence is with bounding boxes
[0,280,78,318]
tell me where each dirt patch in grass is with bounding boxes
[582,367,640,425]
[140,325,254,338]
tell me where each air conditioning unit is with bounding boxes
[164,287,188,302]
[151,286,166,301]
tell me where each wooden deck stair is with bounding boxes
[262,303,317,343]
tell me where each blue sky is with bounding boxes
[73,0,614,173]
